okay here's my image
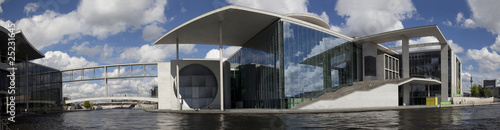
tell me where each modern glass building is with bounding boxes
[14,62,62,112]
[152,5,463,110]
[227,21,359,109]
[0,26,63,113]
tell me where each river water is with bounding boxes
[9,104,500,129]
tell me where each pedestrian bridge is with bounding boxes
[65,97,158,104]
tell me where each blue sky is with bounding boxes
[1,0,499,93]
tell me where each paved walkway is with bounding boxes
[144,102,500,114]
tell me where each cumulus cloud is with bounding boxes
[142,22,166,41]
[119,44,198,63]
[466,47,500,72]
[24,3,39,16]
[33,51,99,70]
[335,0,416,37]
[443,20,452,26]
[456,12,464,23]
[0,0,4,13]
[447,40,464,53]
[70,42,114,59]
[467,65,473,71]
[205,46,241,60]
[227,0,308,14]
[10,0,168,50]
[489,35,500,51]
[226,0,332,28]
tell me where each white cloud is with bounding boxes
[226,0,331,28]
[70,42,114,59]
[456,12,464,23]
[467,65,473,71]
[11,0,168,50]
[447,40,464,53]
[142,22,166,41]
[227,0,308,14]
[489,35,500,51]
[306,37,347,58]
[120,44,198,63]
[24,3,39,16]
[181,7,187,13]
[205,46,241,60]
[0,0,4,13]
[335,0,416,37]
[33,51,99,70]
[319,11,330,23]
[466,47,500,72]
[443,20,452,26]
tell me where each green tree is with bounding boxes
[471,84,479,97]
[479,85,485,97]
[83,101,91,109]
[486,89,493,97]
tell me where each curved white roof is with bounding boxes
[285,13,330,29]
[154,5,352,46]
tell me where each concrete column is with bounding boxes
[362,42,378,81]
[402,37,409,78]
[440,44,449,103]
[403,84,410,106]
[219,21,224,111]
[176,39,181,110]
[450,49,456,97]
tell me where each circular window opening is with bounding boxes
[179,64,217,108]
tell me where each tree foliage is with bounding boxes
[486,89,493,97]
[479,85,485,97]
[471,84,479,97]
[83,101,91,109]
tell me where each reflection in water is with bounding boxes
[9,104,500,129]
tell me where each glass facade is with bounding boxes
[409,51,441,79]
[405,51,443,105]
[227,21,359,109]
[14,62,62,112]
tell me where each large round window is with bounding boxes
[179,64,217,108]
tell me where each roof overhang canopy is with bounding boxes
[154,5,349,46]
[0,26,44,62]
[355,25,448,45]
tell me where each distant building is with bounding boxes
[483,79,499,97]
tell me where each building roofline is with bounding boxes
[154,5,352,46]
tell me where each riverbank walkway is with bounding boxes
[144,102,500,114]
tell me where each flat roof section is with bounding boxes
[0,26,44,62]
[356,25,447,44]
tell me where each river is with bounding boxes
[9,104,500,129]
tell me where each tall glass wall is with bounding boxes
[227,21,280,109]
[409,51,441,79]
[407,51,442,105]
[227,21,359,109]
[282,22,358,108]
[15,62,62,112]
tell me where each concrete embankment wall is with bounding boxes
[452,97,494,105]
[299,84,399,109]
